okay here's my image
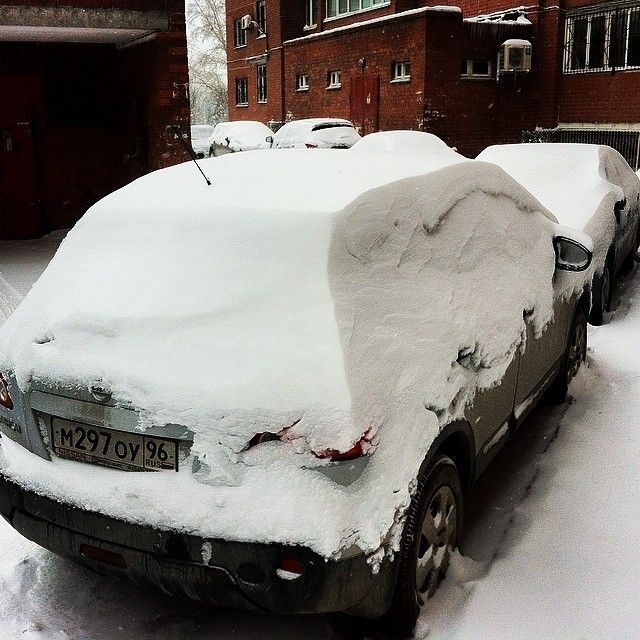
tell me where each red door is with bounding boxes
[349,75,379,136]
[0,76,42,239]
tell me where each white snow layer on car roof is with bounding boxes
[352,130,459,156]
[0,150,585,560]
[209,121,271,151]
[478,143,637,272]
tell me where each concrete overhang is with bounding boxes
[0,5,168,46]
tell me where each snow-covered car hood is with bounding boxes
[0,150,589,560]
[478,143,640,271]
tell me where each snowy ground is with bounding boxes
[1,234,639,639]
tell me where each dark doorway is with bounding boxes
[0,74,42,240]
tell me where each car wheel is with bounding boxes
[383,455,462,638]
[589,263,611,326]
[546,305,587,405]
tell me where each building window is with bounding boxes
[256,0,266,36]
[306,0,317,27]
[391,61,411,82]
[236,77,249,105]
[565,7,640,73]
[326,0,388,20]
[257,64,267,102]
[234,18,247,48]
[327,70,342,88]
[297,74,310,91]
[461,59,492,78]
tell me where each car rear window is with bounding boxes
[311,122,354,132]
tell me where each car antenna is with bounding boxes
[170,125,212,186]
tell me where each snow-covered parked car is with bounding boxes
[190,124,215,158]
[351,130,459,158]
[207,120,272,157]
[0,150,592,636]
[266,117,361,149]
[478,143,640,325]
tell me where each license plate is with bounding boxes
[51,418,178,472]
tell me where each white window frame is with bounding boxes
[296,74,310,91]
[234,18,247,48]
[325,0,389,22]
[305,0,317,28]
[256,0,267,37]
[564,6,640,73]
[327,70,342,89]
[257,64,267,103]
[391,60,411,82]
[236,77,249,106]
[461,59,492,79]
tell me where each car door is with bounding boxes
[514,295,574,411]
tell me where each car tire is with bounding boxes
[589,263,611,326]
[546,305,587,405]
[383,455,462,639]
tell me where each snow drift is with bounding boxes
[0,145,588,559]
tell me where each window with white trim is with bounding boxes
[392,61,411,81]
[257,64,267,103]
[256,0,266,36]
[564,6,640,72]
[327,70,342,88]
[297,74,310,91]
[235,77,248,105]
[460,59,492,78]
[326,0,388,20]
[234,18,247,48]
[306,0,317,27]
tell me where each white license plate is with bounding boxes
[51,418,178,472]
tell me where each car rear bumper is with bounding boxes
[0,472,394,617]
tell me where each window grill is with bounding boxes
[564,4,640,73]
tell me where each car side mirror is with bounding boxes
[614,198,626,223]
[265,135,273,145]
[554,236,592,272]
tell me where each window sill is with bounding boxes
[256,34,266,39]
[236,103,249,107]
[324,2,390,23]
[390,77,411,84]
[460,75,492,80]
[296,87,309,92]
[326,84,342,90]
[303,24,317,30]
[257,100,268,104]
[234,44,247,49]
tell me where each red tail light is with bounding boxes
[305,143,318,148]
[0,373,13,410]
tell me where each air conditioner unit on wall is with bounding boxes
[499,39,532,73]
[241,14,253,30]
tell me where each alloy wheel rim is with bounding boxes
[415,485,457,603]
[567,320,585,382]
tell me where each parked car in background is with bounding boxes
[266,118,361,149]
[0,149,591,638]
[478,143,640,325]
[351,130,459,159]
[190,125,215,159]
[208,121,272,157]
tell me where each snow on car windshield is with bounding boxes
[0,149,587,560]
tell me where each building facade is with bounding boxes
[226,0,640,168]
[0,1,190,240]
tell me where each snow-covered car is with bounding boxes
[351,130,459,158]
[266,118,361,149]
[190,124,215,159]
[207,120,272,157]
[0,150,592,636]
[478,143,640,325]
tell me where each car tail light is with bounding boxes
[277,557,305,579]
[80,544,127,569]
[0,373,13,410]
[246,427,374,461]
[305,143,318,148]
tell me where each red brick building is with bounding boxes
[0,1,190,240]
[226,0,640,168]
